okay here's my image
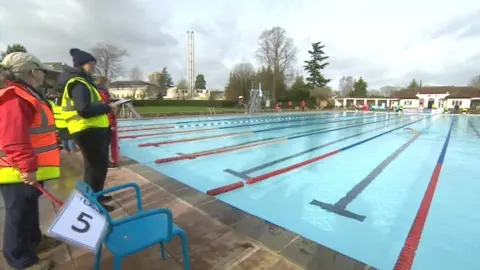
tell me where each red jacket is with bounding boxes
[97,87,116,126]
[0,81,40,173]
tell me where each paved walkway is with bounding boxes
[0,153,371,270]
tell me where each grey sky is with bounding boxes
[1,0,479,90]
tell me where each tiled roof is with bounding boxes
[43,62,71,72]
[109,80,155,88]
[391,86,480,99]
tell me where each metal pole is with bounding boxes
[192,31,195,99]
[187,31,190,100]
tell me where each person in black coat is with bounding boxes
[56,49,117,212]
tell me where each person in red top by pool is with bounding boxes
[300,100,306,111]
[95,76,119,167]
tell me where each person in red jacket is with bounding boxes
[0,53,61,270]
[300,100,306,111]
[95,76,119,167]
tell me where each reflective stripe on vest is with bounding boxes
[48,100,67,128]
[61,77,109,134]
[0,86,61,184]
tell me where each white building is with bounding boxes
[164,88,214,100]
[109,80,160,100]
[334,86,480,110]
[334,97,399,108]
[393,86,480,110]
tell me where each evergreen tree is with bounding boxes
[255,67,287,101]
[349,77,368,97]
[194,74,207,89]
[407,79,422,89]
[288,76,310,101]
[162,66,174,88]
[1,44,27,61]
[303,42,330,88]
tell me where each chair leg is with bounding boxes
[94,248,102,270]
[179,232,191,270]
[160,242,166,260]
[114,256,123,270]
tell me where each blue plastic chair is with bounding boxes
[75,182,191,270]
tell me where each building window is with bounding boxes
[438,99,445,108]
[453,100,462,106]
[404,100,412,105]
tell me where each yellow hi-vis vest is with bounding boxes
[61,77,109,134]
[48,100,67,128]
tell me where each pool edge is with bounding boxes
[119,156,377,270]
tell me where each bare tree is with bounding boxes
[338,76,355,97]
[470,74,480,89]
[146,72,165,99]
[310,87,333,108]
[148,72,164,86]
[90,42,128,81]
[256,26,296,103]
[130,65,143,81]
[130,88,138,100]
[176,78,188,100]
[379,85,401,97]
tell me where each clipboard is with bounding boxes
[112,99,132,106]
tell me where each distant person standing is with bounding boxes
[95,76,119,167]
[454,103,460,114]
[300,100,306,111]
[47,93,78,153]
[56,48,117,212]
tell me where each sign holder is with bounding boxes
[34,183,63,207]
[47,189,109,252]
[34,183,108,252]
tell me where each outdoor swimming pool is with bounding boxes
[117,112,480,270]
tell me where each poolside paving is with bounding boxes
[0,153,373,270]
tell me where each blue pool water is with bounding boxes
[118,112,480,270]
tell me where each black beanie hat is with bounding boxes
[70,48,96,68]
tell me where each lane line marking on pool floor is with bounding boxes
[393,117,455,270]
[224,116,419,179]
[206,116,430,196]
[119,126,222,139]
[118,112,337,129]
[154,115,406,163]
[120,116,308,132]
[122,113,360,139]
[123,114,330,139]
[119,114,325,133]
[310,118,437,222]
[467,119,480,137]
[138,114,390,146]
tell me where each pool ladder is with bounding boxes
[208,107,216,116]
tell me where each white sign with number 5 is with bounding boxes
[48,190,109,252]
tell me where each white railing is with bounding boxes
[118,102,142,119]
[208,107,216,116]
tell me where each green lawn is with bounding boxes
[134,106,246,115]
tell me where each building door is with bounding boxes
[427,98,435,109]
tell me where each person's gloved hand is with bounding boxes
[21,172,37,185]
[109,103,118,115]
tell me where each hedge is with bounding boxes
[131,100,238,107]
